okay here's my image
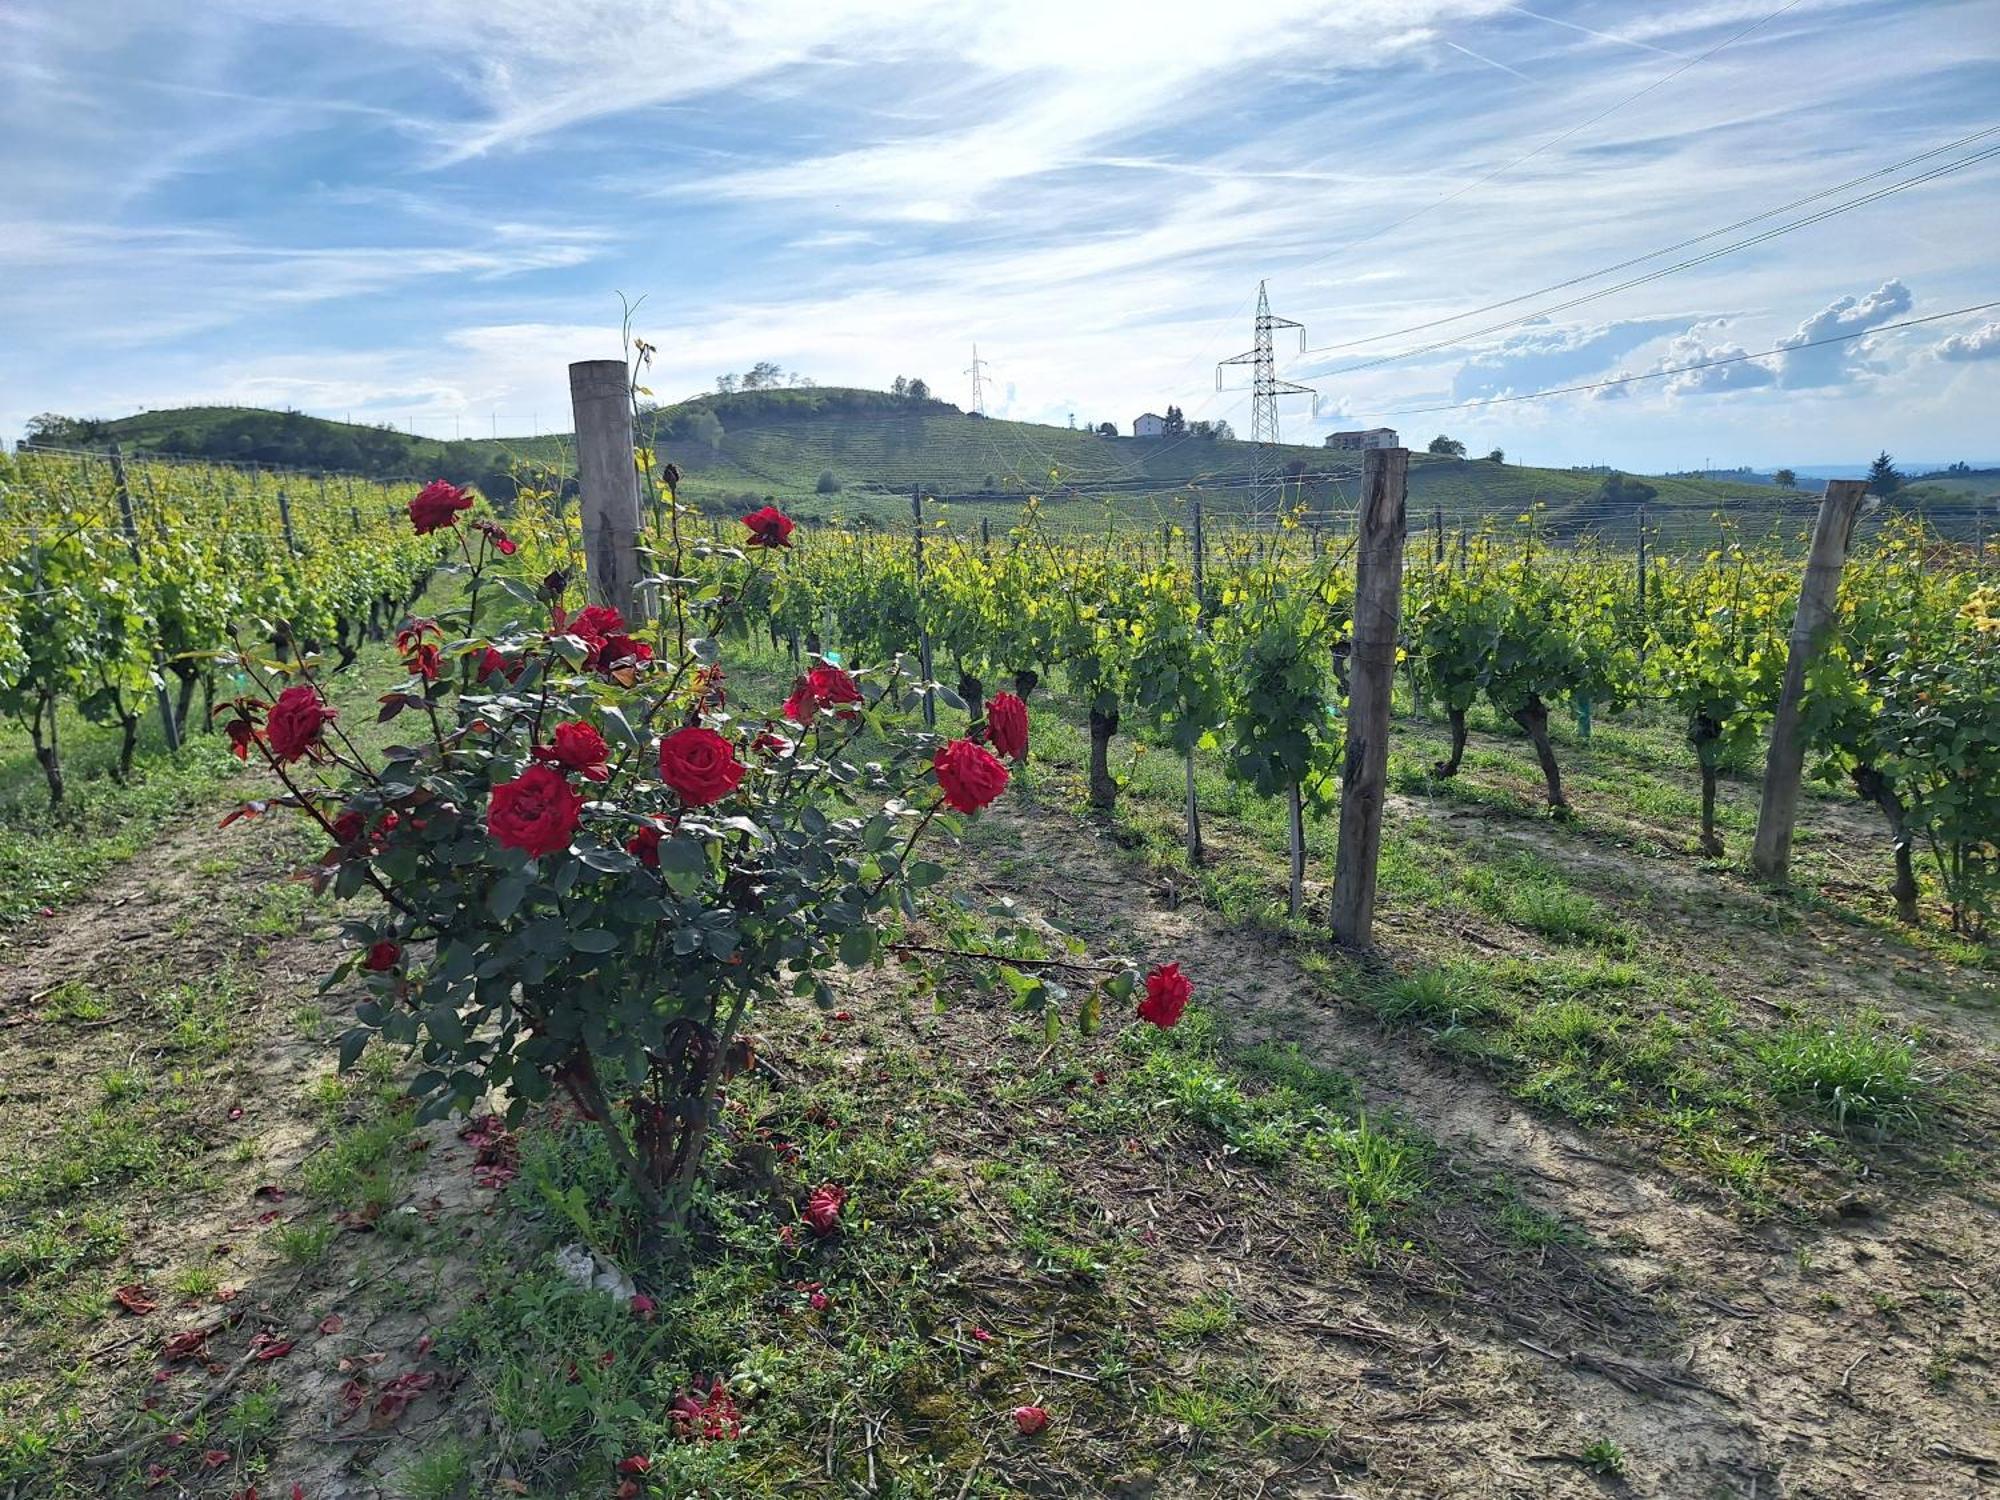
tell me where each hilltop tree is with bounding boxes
[741,361,785,391]
[1161,405,1187,435]
[1867,450,1903,497]
[22,413,104,447]
[816,469,841,494]
[715,373,739,394]
[906,377,930,402]
[1096,421,1118,438]
[1773,467,1797,489]
[1427,434,1467,458]
[890,376,908,398]
[1486,448,1505,463]
[1598,471,1657,509]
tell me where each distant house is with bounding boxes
[1132,412,1166,437]
[1325,427,1399,451]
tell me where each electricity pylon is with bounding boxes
[1218,281,1313,522]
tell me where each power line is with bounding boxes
[1361,300,2000,416]
[1302,124,2000,359]
[1287,0,1809,282]
[1303,141,2000,376]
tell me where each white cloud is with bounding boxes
[1775,277,1913,388]
[1935,320,2000,362]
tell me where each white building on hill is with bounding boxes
[1132,412,1166,437]
[1325,427,1399,451]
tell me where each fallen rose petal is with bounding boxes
[1013,1404,1049,1435]
[253,1185,287,1201]
[203,1448,230,1468]
[114,1284,160,1316]
[318,1314,343,1335]
[616,1456,652,1475]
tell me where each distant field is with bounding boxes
[73,392,1994,545]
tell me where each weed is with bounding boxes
[1580,1436,1627,1476]
[1757,1022,1924,1133]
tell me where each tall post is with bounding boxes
[1189,492,1207,613]
[912,485,935,728]
[1750,479,1868,882]
[569,359,645,619]
[1330,447,1409,949]
[980,516,992,561]
[276,486,299,554]
[108,445,183,753]
[1432,506,1444,567]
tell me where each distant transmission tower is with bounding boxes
[1218,281,1313,521]
[965,344,992,416]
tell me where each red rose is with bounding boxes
[803,1183,846,1237]
[565,605,625,644]
[783,666,863,725]
[616,1456,652,1476]
[985,692,1029,760]
[265,684,336,764]
[1137,962,1191,1030]
[933,738,1008,814]
[752,728,790,756]
[741,505,796,549]
[330,811,365,847]
[534,721,611,782]
[361,941,400,973]
[1013,1405,1049,1435]
[809,666,862,715]
[592,634,653,674]
[408,480,472,535]
[487,764,583,858]
[474,519,517,555]
[808,1290,830,1311]
[658,727,744,806]
[625,822,665,868]
[476,647,517,682]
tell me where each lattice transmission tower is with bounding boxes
[965,344,992,416]
[1217,281,1314,521]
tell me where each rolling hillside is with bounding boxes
[41,390,1990,544]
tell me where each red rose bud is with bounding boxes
[616,1455,652,1475]
[629,1294,657,1321]
[487,764,584,858]
[626,823,665,868]
[330,811,365,847]
[1137,962,1192,1030]
[408,479,472,535]
[741,504,796,549]
[533,720,611,782]
[1013,1405,1049,1435]
[985,692,1029,761]
[361,941,401,973]
[808,1290,830,1311]
[265,684,337,764]
[404,643,442,681]
[803,1182,846,1237]
[933,738,1009,814]
[658,726,745,806]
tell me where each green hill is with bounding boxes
[32,391,1986,544]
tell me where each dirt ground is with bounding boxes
[2,721,1994,1499]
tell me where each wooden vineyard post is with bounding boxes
[912,485,935,729]
[108,445,183,753]
[980,515,991,561]
[569,359,645,619]
[1750,479,1868,882]
[276,486,299,554]
[1184,491,1208,864]
[1330,447,1409,949]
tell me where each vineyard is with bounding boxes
[1,436,1996,1499]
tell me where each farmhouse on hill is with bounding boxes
[1132,412,1166,437]
[1325,427,1399,451]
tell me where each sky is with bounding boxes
[3,0,1997,473]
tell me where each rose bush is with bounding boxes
[222,481,1178,1244]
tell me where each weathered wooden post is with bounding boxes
[1750,479,1868,882]
[108,445,183,753]
[912,485,935,728]
[276,485,299,554]
[1330,447,1409,949]
[569,359,645,619]
[1184,491,1209,863]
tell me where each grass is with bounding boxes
[1757,1019,1926,1133]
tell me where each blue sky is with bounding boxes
[3,0,1996,471]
